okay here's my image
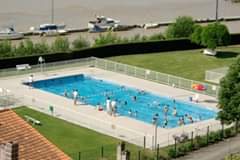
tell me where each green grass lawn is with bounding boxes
[14,107,156,160]
[109,45,240,82]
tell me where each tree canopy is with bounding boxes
[166,16,195,39]
[190,25,203,45]
[218,57,240,124]
[200,23,230,49]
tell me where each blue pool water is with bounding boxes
[32,74,217,128]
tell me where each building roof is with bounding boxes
[0,109,71,160]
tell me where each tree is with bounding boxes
[51,36,70,52]
[166,16,195,38]
[201,23,230,50]
[72,36,90,50]
[217,57,240,126]
[190,25,203,45]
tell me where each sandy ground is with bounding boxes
[1,0,240,32]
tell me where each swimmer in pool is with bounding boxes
[132,96,137,101]
[172,107,177,116]
[128,109,133,116]
[63,89,68,97]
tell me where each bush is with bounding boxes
[184,143,193,152]
[208,131,222,144]
[168,148,177,158]
[191,25,203,45]
[166,16,195,38]
[51,36,70,52]
[0,40,12,57]
[177,145,188,157]
[72,36,90,50]
[130,34,142,42]
[34,40,50,54]
[94,32,122,46]
[148,33,165,41]
[224,127,236,138]
[201,23,230,49]
[23,39,35,55]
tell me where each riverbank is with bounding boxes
[1,0,240,32]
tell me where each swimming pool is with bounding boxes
[32,74,217,128]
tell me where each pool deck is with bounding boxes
[0,66,221,148]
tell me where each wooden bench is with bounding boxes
[24,115,41,125]
[16,64,31,71]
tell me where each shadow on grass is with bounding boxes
[216,51,239,58]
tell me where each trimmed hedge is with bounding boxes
[0,38,201,69]
[0,33,240,69]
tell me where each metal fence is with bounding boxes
[18,95,152,149]
[0,57,219,97]
[68,121,226,160]
[0,57,95,78]
[93,58,219,97]
[205,67,228,84]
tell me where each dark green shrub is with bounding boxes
[191,25,203,45]
[130,34,142,42]
[94,32,122,46]
[34,40,50,54]
[0,40,12,57]
[198,136,208,147]
[224,128,236,138]
[72,36,90,50]
[201,23,230,49]
[168,148,177,158]
[178,145,188,156]
[184,143,193,152]
[23,39,35,55]
[51,36,70,52]
[148,33,165,41]
[166,16,195,38]
[209,131,222,143]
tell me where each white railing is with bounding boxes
[0,57,219,97]
[16,94,223,149]
[18,95,153,149]
[92,58,219,97]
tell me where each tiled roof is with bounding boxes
[0,109,71,160]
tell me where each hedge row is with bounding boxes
[0,38,201,69]
[0,33,239,69]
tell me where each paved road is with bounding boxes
[176,135,240,160]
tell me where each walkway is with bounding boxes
[176,135,240,160]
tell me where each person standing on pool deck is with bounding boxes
[111,99,117,116]
[28,74,34,88]
[73,89,78,105]
[106,97,111,115]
